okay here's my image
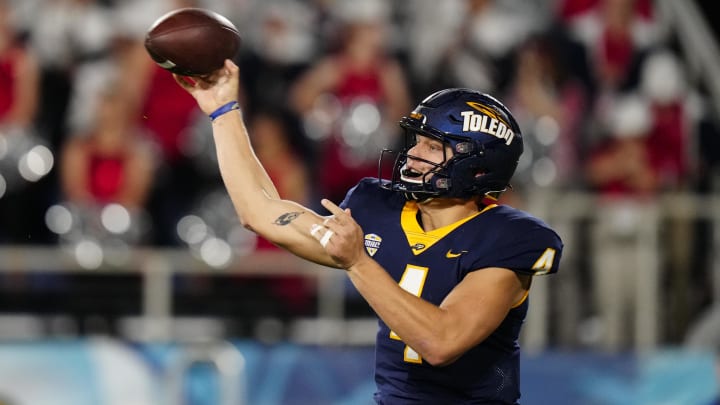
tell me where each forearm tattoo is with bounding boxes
[273,211,304,226]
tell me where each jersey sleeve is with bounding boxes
[470,219,563,276]
[339,178,383,210]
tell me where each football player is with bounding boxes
[175,59,563,404]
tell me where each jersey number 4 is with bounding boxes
[532,248,556,275]
[390,265,428,364]
[390,248,557,364]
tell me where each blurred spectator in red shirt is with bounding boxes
[60,86,155,212]
[0,0,38,132]
[290,0,411,206]
[587,93,657,196]
[560,0,665,109]
[588,49,694,196]
[557,0,653,23]
[639,50,692,190]
[58,82,155,251]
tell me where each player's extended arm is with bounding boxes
[315,199,531,366]
[175,60,338,268]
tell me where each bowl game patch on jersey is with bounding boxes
[364,233,382,256]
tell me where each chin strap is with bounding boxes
[403,191,434,203]
[480,194,498,208]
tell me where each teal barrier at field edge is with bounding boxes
[0,340,715,405]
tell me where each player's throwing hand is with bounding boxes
[172,59,240,116]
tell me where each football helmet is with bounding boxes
[380,88,523,200]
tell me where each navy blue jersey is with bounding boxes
[340,178,563,404]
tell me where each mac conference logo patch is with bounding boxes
[364,234,382,257]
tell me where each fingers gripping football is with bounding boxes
[310,199,366,269]
[172,59,240,115]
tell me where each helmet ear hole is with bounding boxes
[434,178,451,190]
[455,142,475,154]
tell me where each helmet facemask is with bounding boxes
[380,131,512,200]
[380,132,454,201]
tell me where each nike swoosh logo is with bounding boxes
[446,249,467,258]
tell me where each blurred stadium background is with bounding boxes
[0,0,720,404]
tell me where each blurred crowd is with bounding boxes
[1,0,720,349]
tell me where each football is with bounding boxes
[144,8,241,76]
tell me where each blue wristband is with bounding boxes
[209,101,240,121]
